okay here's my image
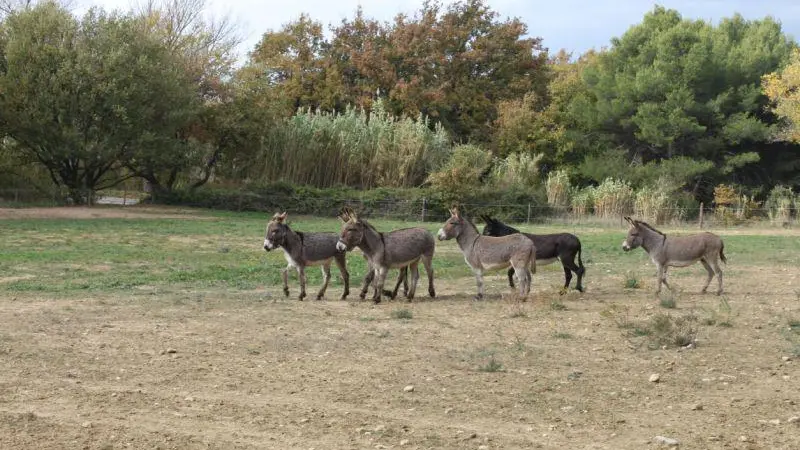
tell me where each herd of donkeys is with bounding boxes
[263,206,727,303]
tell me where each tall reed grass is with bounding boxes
[255,100,450,188]
[593,178,634,219]
[545,169,570,210]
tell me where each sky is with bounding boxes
[79,0,800,61]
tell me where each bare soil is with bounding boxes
[0,271,798,450]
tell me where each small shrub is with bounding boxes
[766,185,796,225]
[553,332,572,339]
[479,357,504,373]
[703,297,734,327]
[391,309,413,320]
[550,299,567,311]
[647,313,698,349]
[659,294,677,309]
[624,271,640,289]
[570,186,594,217]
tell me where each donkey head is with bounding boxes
[264,212,289,251]
[437,205,465,241]
[622,216,642,252]
[336,207,364,252]
[480,215,518,237]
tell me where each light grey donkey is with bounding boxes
[621,217,727,295]
[263,212,350,300]
[437,206,536,300]
[336,207,435,304]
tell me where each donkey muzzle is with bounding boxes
[264,239,274,251]
[336,240,348,252]
[436,228,447,241]
[621,240,630,252]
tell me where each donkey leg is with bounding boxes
[515,264,531,300]
[297,266,307,301]
[422,254,436,298]
[710,259,723,295]
[559,262,572,295]
[507,268,516,288]
[316,263,331,300]
[372,267,388,304]
[281,266,290,297]
[334,253,349,300]
[360,269,375,300]
[655,265,664,295]
[406,262,420,301]
[384,267,406,300]
[699,259,714,294]
[473,269,485,300]
[661,267,672,291]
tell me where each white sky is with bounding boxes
[77,0,800,63]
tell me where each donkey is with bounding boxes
[438,206,536,300]
[336,208,435,304]
[263,212,349,300]
[622,217,727,295]
[481,215,585,293]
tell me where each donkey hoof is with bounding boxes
[316,295,324,301]
[283,289,290,297]
[372,298,382,304]
[558,287,568,296]
[716,290,723,296]
[429,289,436,298]
[382,290,396,299]
[473,294,483,301]
[298,293,306,301]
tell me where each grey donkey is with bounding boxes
[336,207,435,304]
[263,212,350,300]
[622,217,726,295]
[437,206,536,300]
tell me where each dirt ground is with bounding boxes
[1,207,799,449]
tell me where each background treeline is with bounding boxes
[3,0,800,222]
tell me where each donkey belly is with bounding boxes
[667,258,701,268]
[536,258,558,266]
[480,261,512,272]
[387,256,420,269]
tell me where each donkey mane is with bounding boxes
[636,220,666,238]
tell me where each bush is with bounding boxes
[593,178,634,219]
[766,185,796,225]
[426,144,492,202]
[151,182,550,223]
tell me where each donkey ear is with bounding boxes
[337,208,350,223]
[624,216,633,225]
[279,212,288,221]
[449,204,461,217]
[271,212,284,223]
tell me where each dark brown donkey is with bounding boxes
[622,217,726,295]
[263,212,349,300]
[481,215,585,293]
[336,207,435,304]
[438,206,536,300]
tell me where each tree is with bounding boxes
[764,48,800,142]
[568,6,796,198]
[125,0,241,193]
[386,0,549,142]
[0,3,199,203]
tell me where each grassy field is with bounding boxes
[1,206,799,449]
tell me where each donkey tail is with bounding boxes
[530,245,537,275]
[719,242,727,264]
[577,243,585,271]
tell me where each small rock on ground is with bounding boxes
[403,385,414,393]
[653,435,679,446]
[649,374,661,383]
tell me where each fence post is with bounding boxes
[123,184,127,206]
[421,197,427,222]
[526,203,531,224]
[698,203,704,229]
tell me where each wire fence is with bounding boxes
[1,188,797,229]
